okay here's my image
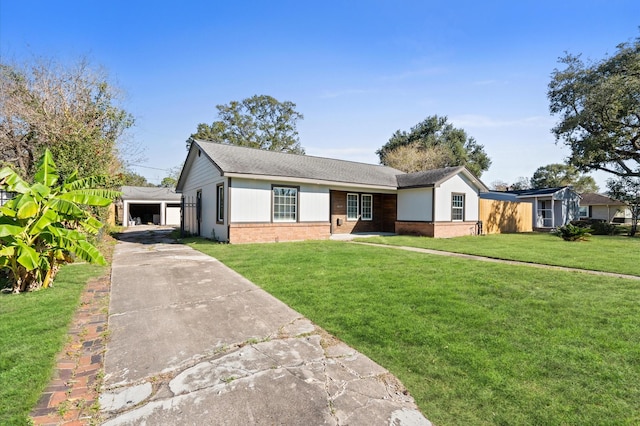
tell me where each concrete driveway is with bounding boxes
[100,226,431,425]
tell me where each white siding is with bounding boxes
[434,174,480,221]
[230,179,330,223]
[165,206,181,225]
[180,150,227,240]
[397,188,433,221]
[299,185,329,222]
[591,205,627,222]
[230,179,272,222]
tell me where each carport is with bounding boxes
[120,186,181,227]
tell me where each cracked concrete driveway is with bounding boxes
[100,226,431,425]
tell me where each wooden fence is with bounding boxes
[479,199,532,234]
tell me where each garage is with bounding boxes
[119,186,182,227]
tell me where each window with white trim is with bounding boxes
[361,194,373,220]
[216,184,224,223]
[452,193,465,221]
[273,186,297,222]
[347,193,359,220]
[579,206,588,218]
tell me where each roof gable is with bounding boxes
[397,166,488,191]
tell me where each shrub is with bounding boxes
[555,224,592,241]
[0,150,119,293]
[590,221,620,235]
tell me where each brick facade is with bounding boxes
[229,222,331,244]
[330,191,396,234]
[395,221,479,238]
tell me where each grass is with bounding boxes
[186,238,640,425]
[356,233,640,276]
[0,263,106,426]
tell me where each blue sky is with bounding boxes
[1,1,638,188]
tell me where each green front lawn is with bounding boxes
[0,264,106,425]
[357,233,640,276]
[187,239,640,425]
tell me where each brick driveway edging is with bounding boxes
[30,271,110,426]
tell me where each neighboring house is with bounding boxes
[0,190,14,206]
[579,193,630,224]
[175,140,488,243]
[481,186,580,230]
[119,186,182,227]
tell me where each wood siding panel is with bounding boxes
[479,199,533,234]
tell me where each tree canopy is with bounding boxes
[0,57,135,182]
[530,163,599,193]
[189,95,305,154]
[548,36,640,178]
[376,115,491,177]
[490,177,531,191]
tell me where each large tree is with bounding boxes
[0,57,135,181]
[376,115,491,177]
[490,177,531,191]
[548,36,640,178]
[530,163,599,193]
[189,95,305,154]
[607,176,640,236]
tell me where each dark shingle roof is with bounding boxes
[580,193,625,205]
[505,187,566,196]
[396,166,465,189]
[194,140,403,188]
[121,186,181,201]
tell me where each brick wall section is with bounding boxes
[395,221,435,237]
[331,191,396,234]
[229,222,331,243]
[395,221,479,238]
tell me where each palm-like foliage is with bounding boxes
[0,150,118,292]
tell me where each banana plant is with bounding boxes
[0,149,119,293]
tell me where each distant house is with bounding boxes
[119,186,181,227]
[175,140,488,243]
[0,190,13,206]
[579,193,630,224]
[481,186,580,230]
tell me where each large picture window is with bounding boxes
[347,193,359,220]
[361,194,373,220]
[273,186,297,222]
[216,184,224,223]
[452,193,465,221]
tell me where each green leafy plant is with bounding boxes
[0,149,119,293]
[554,223,592,241]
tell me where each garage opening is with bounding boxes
[128,203,161,225]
